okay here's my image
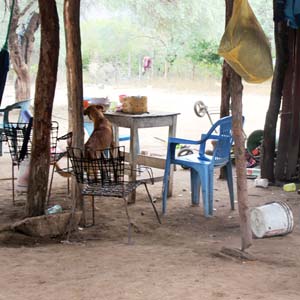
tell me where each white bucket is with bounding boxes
[16,158,30,192]
[250,201,294,238]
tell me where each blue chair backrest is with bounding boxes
[198,116,234,166]
[1,99,32,126]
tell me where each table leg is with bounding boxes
[167,116,177,197]
[129,126,139,203]
[113,125,119,147]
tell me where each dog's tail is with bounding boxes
[54,162,72,178]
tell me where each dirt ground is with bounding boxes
[0,82,300,300]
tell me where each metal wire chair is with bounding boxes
[47,130,73,203]
[4,121,70,204]
[4,121,33,204]
[0,99,31,156]
[67,146,161,243]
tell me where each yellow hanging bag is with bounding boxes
[218,0,273,83]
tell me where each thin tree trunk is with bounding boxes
[138,55,142,80]
[220,0,233,119]
[164,60,169,79]
[219,0,233,179]
[8,0,39,101]
[26,0,59,217]
[220,61,231,118]
[275,29,296,181]
[261,18,288,182]
[286,30,300,178]
[128,52,131,79]
[222,0,252,250]
[230,72,252,251]
[151,50,155,79]
[64,0,84,212]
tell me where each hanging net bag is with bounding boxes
[218,0,273,83]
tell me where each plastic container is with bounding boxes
[283,183,300,192]
[16,158,30,192]
[83,99,90,108]
[119,94,127,103]
[254,178,268,188]
[250,201,294,238]
[246,167,260,178]
[45,204,63,215]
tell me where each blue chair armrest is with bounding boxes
[168,137,202,145]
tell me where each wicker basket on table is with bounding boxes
[122,96,148,114]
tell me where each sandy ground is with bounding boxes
[0,81,300,300]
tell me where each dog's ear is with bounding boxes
[83,107,89,116]
[95,104,104,111]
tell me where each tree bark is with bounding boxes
[220,61,231,118]
[219,0,233,179]
[223,0,252,250]
[275,28,300,181]
[26,0,59,216]
[261,17,288,182]
[64,0,84,211]
[230,72,252,251]
[8,0,39,101]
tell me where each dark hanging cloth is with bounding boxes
[275,0,300,28]
[274,0,287,22]
[19,117,33,161]
[0,48,10,106]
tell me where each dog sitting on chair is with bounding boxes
[55,104,114,177]
[84,104,114,159]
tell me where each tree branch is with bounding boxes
[19,0,36,17]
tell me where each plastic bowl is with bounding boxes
[86,97,111,111]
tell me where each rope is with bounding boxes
[2,0,15,51]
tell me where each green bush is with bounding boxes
[187,39,221,66]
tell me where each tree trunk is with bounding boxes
[138,55,142,80]
[220,0,234,118]
[261,17,288,182]
[220,61,231,118]
[164,60,169,79]
[64,0,84,211]
[230,72,252,251]
[8,0,39,101]
[128,52,131,79]
[26,0,59,217]
[219,0,233,179]
[276,29,300,181]
[223,0,252,250]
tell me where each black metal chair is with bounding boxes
[47,129,73,204]
[4,121,70,204]
[67,146,161,243]
[4,121,33,204]
[0,99,31,156]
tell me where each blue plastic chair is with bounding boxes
[0,99,31,156]
[162,116,236,217]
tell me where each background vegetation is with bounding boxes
[0,0,273,85]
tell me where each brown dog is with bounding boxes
[55,104,114,177]
[84,104,114,159]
